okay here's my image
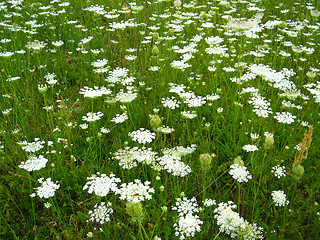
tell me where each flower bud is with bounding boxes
[199,154,212,170]
[173,0,181,7]
[161,206,168,212]
[126,202,143,220]
[292,164,304,180]
[150,114,162,129]
[152,45,160,55]
[233,156,244,166]
[264,135,274,149]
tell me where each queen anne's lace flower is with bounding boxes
[128,128,156,144]
[88,202,113,224]
[18,155,48,172]
[229,164,252,183]
[243,144,259,152]
[83,173,121,197]
[271,190,289,207]
[157,155,191,177]
[271,165,286,179]
[214,201,264,239]
[115,179,155,203]
[30,178,60,198]
[18,138,45,153]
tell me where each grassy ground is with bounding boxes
[0,0,320,239]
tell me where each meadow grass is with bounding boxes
[0,0,320,239]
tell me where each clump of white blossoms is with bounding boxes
[271,165,286,179]
[115,179,154,203]
[214,201,264,239]
[79,86,111,98]
[229,164,252,183]
[157,154,192,177]
[88,202,113,224]
[172,197,203,239]
[30,178,60,199]
[203,198,216,207]
[83,173,121,197]
[113,147,157,169]
[271,190,289,207]
[18,138,45,153]
[111,112,128,124]
[243,144,259,152]
[274,111,297,124]
[161,96,181,109]
[44,72,58,85]
[82,112,104,122]
[128,128,156,144]
[18,155,48,172]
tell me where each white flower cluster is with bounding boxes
[83,173,121,197]
[229,164,252,183]
[203,198,216,207]
[79,86,111,98]
[157,154,191,177]
[113,147,157,169]
[172,197,203,240]
[115,179,154,203]
[18,138,45,153]
[162,144,197,157]
[44,72,58,85]
[128,128,156,144]
[248,94,273,118]
[214,201,264,239]
[30,178,60,199]
[88,202,113,224]
[161,96,181,109]
[111,112,128,124]
[243,144,259,152]
[274,112,297,124]
[271,190,289,207]
[18,155,48,172]
[82,111,104,122]
[271,165,286,179]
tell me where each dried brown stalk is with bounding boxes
[294,125,314,166]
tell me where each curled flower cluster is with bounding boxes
[18,138,45,153]
[214,201,264,239]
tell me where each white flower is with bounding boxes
[271,165,286,179]
[83,173,121,197]
[128,128,156,144]
[79,86,111,98]
[229,164,252,183]
[88,202,113,224]
[115,179,155,203]
[44,73,58,85]
[79,123,88,129]
[271,190,289,207]
[174,213,203,240]
[100,127,110,133]
[214,201,264,239]
[157,155,192,177]
[111,112,128,124]
[172,197,200,216]
[243,144,259,152]
[203,199,216,207]
[82,112,104,122]
[161,96,181,109]
[181,110,197,119]
[18,155,48,172]
[30,178,60,198]
[18,138,45,153]
[274,112,297,124]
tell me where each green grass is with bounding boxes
[1,0,320,239]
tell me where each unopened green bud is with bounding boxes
[126,202,143,220]
[233,156,244,166]
[264,135,274,149]
[152,32,159,40]
[150,114,162,129]
[306,71,317,78]
[152,45,160,55]
[159,185,165,192]
[292,164,304,180]
[199,154,212,170]
[278,21,287,29]
[161,206,168,212]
